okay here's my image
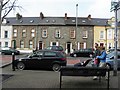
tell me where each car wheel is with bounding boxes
[52,64,61,72]
[17,62,25,70]
[73,54,77,57]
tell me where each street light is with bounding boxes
[110,0,120,76]
[76,4,78,32]
[0,0,3,38]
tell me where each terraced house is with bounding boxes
[2,12,118,54]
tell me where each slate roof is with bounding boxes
[4,16,110,26]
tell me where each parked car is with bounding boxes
[106,51,120,70]
[0,47,20,55]
[45,45,65,54]
[14,50,67,72]
[107,48,120,53]
[70,48,94,57]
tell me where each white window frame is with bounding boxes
[13,29,17,37]
[107,29,113,39]
[31,29,35,37]
[82,31,88,38]
[55,29,60,38]
[29,40,33,48]
[4,31,8,38]
[5,42,8,47]
[22,29,26,37]
[100,31,104,39]
[42,29,47,38]
[20,40,24,48]
[70,29,75,38]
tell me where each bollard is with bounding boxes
[12,53,15,71]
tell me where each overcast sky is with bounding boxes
[7,0,117,18]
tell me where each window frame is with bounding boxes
[55,29,61,38]
[4,31,8,38]
[82,30,88,38]
[22,29,26,37]
[70,29,75,39]
[13,29,17,37]
[42,29,47,38]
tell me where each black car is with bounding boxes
[14,50,67,72]
[70,48,94,57]
[0,47,20,55]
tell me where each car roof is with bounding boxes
[36,49,60,53]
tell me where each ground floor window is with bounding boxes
[20,40,24,48]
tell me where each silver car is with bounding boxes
[106,51,120,70]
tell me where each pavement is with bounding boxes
[0,54,120,89]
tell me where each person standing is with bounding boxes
[93,46,107,80]
[92,43,101,67]
[96,47,107,68]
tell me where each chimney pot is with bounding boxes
[65,13,67,20]
[40,12,44,19]
[16,13,22,20]
[88,14,91,20]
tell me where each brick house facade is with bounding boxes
[5,13,109,54]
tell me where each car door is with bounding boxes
[41,51,58,68]
[117,54,120,68]
[27,52,42,69]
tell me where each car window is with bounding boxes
[46,46,52,50]
[44,52,57,57]
[37,51,43,57]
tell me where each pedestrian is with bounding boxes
[92,43,101,67]
[96,46,107,68]
[92,43,101,80]
[93,46,107,80]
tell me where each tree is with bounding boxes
[1,0,22,22]
[0,0,21,37]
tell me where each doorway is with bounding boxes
[66,42,71,53]
[39,41,43,50]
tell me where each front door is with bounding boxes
[39,41,43,50]
[66,42,71,53]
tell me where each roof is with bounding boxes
[4,16,110,26]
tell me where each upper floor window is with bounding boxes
[31,29,35,37]
[4,31,8,38]
[107,29,113,39]
[82,31,88,38]
[70,29,75,38]
[100,31,104,39]
[22,29,26,37]
[42,29,47,38]
[29,40,33,49]
[20,40,24,48]
[13,29,17,37]
[55,29,60,38]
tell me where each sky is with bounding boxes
[7,0,117,18]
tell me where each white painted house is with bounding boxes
[0,24,12,48]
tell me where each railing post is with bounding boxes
[12,53,15,71]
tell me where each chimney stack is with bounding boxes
[16,13,22,20]
[40,12,44,19]
[65,13,67,20]
[88,14,91,20]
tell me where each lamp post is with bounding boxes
[76,4,78,50]
[0,0,3,38]
[111,0,120,76]
[76,4,78,32]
